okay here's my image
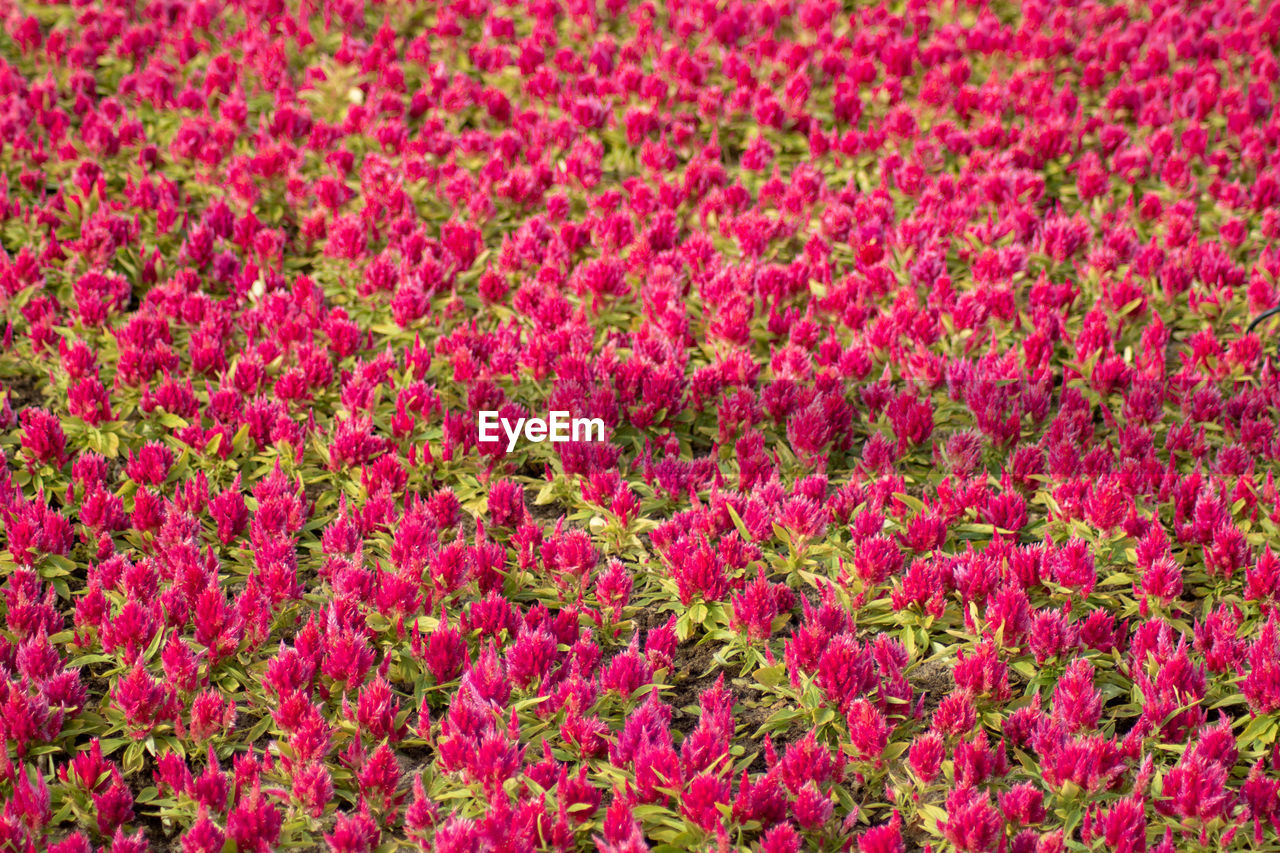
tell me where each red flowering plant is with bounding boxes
[4,0,1280,850]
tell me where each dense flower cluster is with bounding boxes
[2,0,1280,850]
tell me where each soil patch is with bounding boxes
[907,656,954,718]
[662,639,797,773]
[666,640,720,735]
[2,369,45,413]
[527,498,569,525]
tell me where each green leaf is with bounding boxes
[1239,714,1279,749]
[900,625,917,659]
[123,742,145,775]
[71,654,116,667]
[533,481,558,506]
[247,715,273,743]
[892,492,925,513]
[1012,660,1037,679]
[233,423,252,454]
[688,602,708,626]
[98,738,129,755]
[753,662,786,688]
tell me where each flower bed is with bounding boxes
[2,0,1280,851]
